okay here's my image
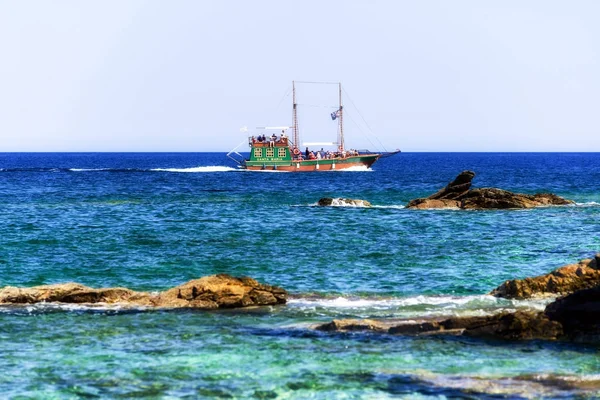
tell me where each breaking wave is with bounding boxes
[288,294,552,318]
[0,302,153,315]
[574,201,600,207]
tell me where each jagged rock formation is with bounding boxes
[406,170,574,209]
[0,274,287,309]
[317,197,372,207]
[426,170,475,200]
[490,254,600,299]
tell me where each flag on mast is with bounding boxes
[330,108,341,120]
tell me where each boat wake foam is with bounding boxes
[68,166,238,173]
[337,166,373,172]
[150,166,237,173]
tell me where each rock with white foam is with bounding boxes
[317,198,372,207]
[490,256,600,299]
[406,170,574,210]
[0,274,287,309]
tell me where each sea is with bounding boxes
[1,152,599,399]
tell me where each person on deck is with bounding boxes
[305,147,309,159]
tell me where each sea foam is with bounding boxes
[288,294,551,318]
[151,166,237,173]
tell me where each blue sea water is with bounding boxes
[1,152,599,399]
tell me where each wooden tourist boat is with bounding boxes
[227,81,397,172]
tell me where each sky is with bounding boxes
[0,0,598,152]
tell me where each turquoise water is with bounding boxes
[1,152,599,398]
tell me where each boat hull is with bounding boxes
[243,154,380,172]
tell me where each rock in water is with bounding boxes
[545,285,600,342]
[490,256,600,299]
[315,311,563,341]
[461,189,574,210]
[404,198,461,209]
[315,319,390,332]
[427,170,475,200]
[406,170,574,210]
[156,275,287,308]
[317,197,372,207]
[0,274,287,309]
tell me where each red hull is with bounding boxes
[243,155,379,172]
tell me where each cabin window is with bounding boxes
[254,148,263,157]
[278,148,287,157]
[266,148,274,157]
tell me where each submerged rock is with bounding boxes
[316,318,390,332]
[0,274,287,309]
[315,311,563,341]
[490,255,600,299]
[317,197,372,207]
[406,170,574,210]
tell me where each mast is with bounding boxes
[338,82,344,152]
[292,81,299,148]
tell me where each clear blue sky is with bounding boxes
[1,0,598,152]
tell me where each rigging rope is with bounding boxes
[342,87,389,153]
[274,86,292,113]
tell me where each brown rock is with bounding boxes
[405,171,574,210]
[461,189,574,210]
[316,311,562,341]
[388,321,446,335]
[545,285,600,342]
[427,170,475,200]
[456,311,562,340]
[315,319,390,332]
[490,258,600,299]
[404,198,461,209]
[0,274,287,309]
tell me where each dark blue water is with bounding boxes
[1,152,599,398]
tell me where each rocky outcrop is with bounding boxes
[0,274,287,309]
[545,285,600,342]
[404,198,461,209]
[490,255,600,299]
[316,253,600,343]
[406,171,574,210]
[317,197,372,207]
[426,170,475,200]
[461,189,574,210]
[316,311,563,341]
[316,319,391,333]
[156,275,287,308]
